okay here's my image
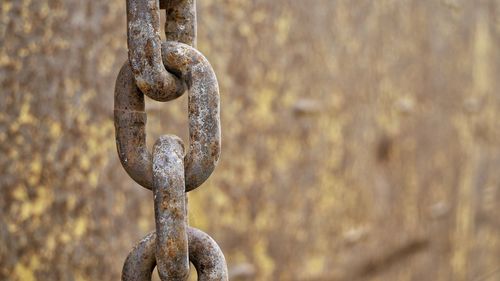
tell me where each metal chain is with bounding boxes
[114,1,228,280]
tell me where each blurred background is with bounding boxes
[1,0,500,280]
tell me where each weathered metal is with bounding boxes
[122,228,228,281]
[117,1,226,280]
[153,135,189,280]
[162,41,221,192]
[126,0,185,102]
[114,42,220,192]
[161,0,197,46]
[114,62,151,188]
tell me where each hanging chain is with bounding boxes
[114,0,228,280]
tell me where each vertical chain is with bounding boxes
[116,1,228,280]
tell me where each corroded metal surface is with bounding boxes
[161,0,197,46]
[117,1,225,280]
[126,0,185,102]
[114,42,220,192]
[162,41,221,192]
[187,227,228,281]
[122,228,228,281]
[114,62,152,188]
[153,136,189,280]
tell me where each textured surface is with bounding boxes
[152,135,189,280]
[122,228,228,281]
[114,42,221,191]
[126,0,185,102]
[1,0,500,280]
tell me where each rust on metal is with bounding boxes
[187,227,228,281]
[162,41,221,192]
[114,42,220,192]
[153,135,189,280]
[118,1,226,279]
[126,0,186,102]
[122,229,228,281]
[161,0,197,47]
[114,62,152,188]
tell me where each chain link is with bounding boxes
[126,0,185,102]
[162,0,197,46]
[115,1,228,280]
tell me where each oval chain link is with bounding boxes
[126,0,185,102]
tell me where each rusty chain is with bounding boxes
[114,0,228,280]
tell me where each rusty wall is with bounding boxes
[1,0,499,280]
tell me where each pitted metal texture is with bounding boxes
[160,0,197,46]
[126,0,186,102]
[153,136,189,280]
[117,1,227,280]
[122,228,228,281]
[114,42,220,192]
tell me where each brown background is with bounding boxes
[1,0,499,280]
